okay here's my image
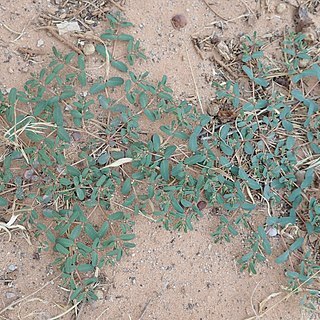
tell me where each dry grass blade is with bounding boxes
[184,42,205,114]
[0,214,26,242]
[103,157,133,168]
[244,270,320,320]
[0,275,61,315]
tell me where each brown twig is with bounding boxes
[184,42,205,113]
[211,49,238,79]
[109,0,125,11]
[37,26,83,55]
[202,0,228,21]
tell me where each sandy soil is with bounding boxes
[0,0,319,319]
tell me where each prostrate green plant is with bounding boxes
[0,15,319,307]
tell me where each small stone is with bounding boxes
[83,43,95,56]
[95,289,104,300]
[309,234,318,243]
[5,292,16,299]
[21,67,29,73]
[171,14,187,30]
[207,103,220,116]
[7,67,14,74]
[276,3,286,14]
[8,264,17,272]
[71,131,82,141]
[24,169,35,180]
[303,29,316,43]
[37,39,44,47]
[299,59,309,68]
[266,227,278,237]
[197,201,207,210]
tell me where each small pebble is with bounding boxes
[299,59,309,68]
[197,201,207,210]
[303,29,316,43]
[83,43,95,56]
[37,39,44,47]
[8,264,17,272]
[24,169,34,180]
[171,14,187,30]
[21,67,29,73]
[276,3,286,14]
[266,227,278,237]
[7,67,14,74]
[95,289,104,300]
[71,131,82,141]
[5,292,16,299]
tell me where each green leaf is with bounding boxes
[60,90,75,100]
[52,63,64,74]
[119,234,135,241]
[220,142,234,156]
[118,34,134,41]
[152,134,161,152]
[45,73,55,85]
[90,83,106,94]
[242,65,254,79]
[139,92,148,108]
[57,126,70,143]
[64,52,76,64]
[78,71,87,86]
[239,251,253,263]
[0,197,8,207]
[70,287,83,301]
[184,154,206,165]
[78,55,85,70]
[301,168,313,189]
[121,178,132,195]
[111,60,128,72]
[53,103,63,126]
[46,230,56,243]
[253,77,269,87]
[8,88,17,105]
[76,188,85,201]
[289,237,304,252]
[66,165,81,177]
[106,77,124,87]
[54,243,69,255]
[108,211,125,220]
[70,225,82,240]
[98,95,110,109]
[275,250,289,264]
[144,109,156,121]
[160,159,170,181]
[247,178,261,190]
[164,145,176,158]
[189,133,198,152]
[97,153,110,165]
[84,224,99,241]
[77,264,94,272]
[98,221,109,238]
[57,238,74,247]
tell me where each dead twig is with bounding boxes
[109,0,126,11]
[37,26,83,55]
[211,49,238,79]
[0,275,61,315]
[184,42,205,113]
[202,0,229,21]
